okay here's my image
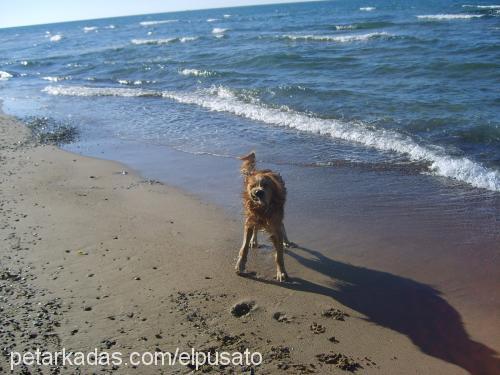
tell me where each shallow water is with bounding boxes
[0,0,499,362]
[1,0,499,190]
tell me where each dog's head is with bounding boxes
[245,171,284,209]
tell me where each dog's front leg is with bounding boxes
[271,231,288,282]
[235,223,253,275]
[250,227,259,248]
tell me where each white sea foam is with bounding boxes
[42,85,161,97]
[0,71,13,80]
[360,7,376,11]
[117,79,144,85]
[42,84,500,191]
[417,14,483,20]
[105,25,116,29]
[335,25,355,30]
[83,26,98,32]
[163,87,500,191]
[223,14,231,18]
[463,4,500,9]
[179,36,198,42]
[130,38,175,45]
[42,76,69,82]
[49,34,63,42]
[282,32,391,42]
[179,68,213,77]
[139,20,178,26]
[131,36,197,45]
[212,27,228,34]
[207,18,219,22]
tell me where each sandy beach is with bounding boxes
[1,111,499,374]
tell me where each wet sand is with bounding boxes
[1,112,499,374]
[70,134,500,353]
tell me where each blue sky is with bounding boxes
[0,0,312,28]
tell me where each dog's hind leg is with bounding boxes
[281,223,296,248]
[235,223,253,275]
[271,230,288,282]
[250,227,259,248]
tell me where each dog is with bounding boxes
[235,152,294,282]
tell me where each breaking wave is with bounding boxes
[42,84,500,191]
[179,69,214,77]
[281,32,392,42]
[212,28,228,34]
[0,71,13,80]
[49,34,63,42]
[417,14,483,20]
[131,37,197,45]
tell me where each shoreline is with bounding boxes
[1,112,499,374]
[64,124,500,352]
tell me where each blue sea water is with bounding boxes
[0,0,499,192]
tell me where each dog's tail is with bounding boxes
[239,151,256,176]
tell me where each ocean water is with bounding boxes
[0,0,499,192]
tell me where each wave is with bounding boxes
[130,37,197,45]
[105,25,115,29]
[42,84,500,191]
[335,25,355,30]
[139,20,178,26]
[179,68,214,77]
[360,7,376,11]
[212,27,228,34]
[0,71,13,80]
[417,14,483,20]
[207,18,219,22]
[83,26,98,32]
[42,76,70,82]
[49,34,63,42]
[117,79,144,85]
[223,14,231,18]
[131,38,175,45]
[334,21,395,31]
[179,36,198,42]
[163,86,500,191]
[462,4,500,9]
[281,32,392,43]
[42,85,162,97]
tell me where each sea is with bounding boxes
[0,0,499,363]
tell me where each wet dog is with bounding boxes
[235,152,294,282]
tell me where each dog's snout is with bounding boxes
[255,189,265,199]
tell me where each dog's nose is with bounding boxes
[255,189,265,199]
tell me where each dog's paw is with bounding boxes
[283,241,297,248]
[235,259,246,275]
[276,271,289,282]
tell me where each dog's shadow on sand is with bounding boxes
[245,246,500,375]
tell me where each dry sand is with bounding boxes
[1,112,498,374]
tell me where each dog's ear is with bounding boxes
[239,152,256,176]
[239,151,255,162]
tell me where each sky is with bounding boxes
[0,0,312,29]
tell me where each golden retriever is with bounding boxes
[235,152,294,282]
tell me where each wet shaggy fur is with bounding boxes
[235,152,294,282]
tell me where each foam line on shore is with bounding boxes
[42,84,500,191]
